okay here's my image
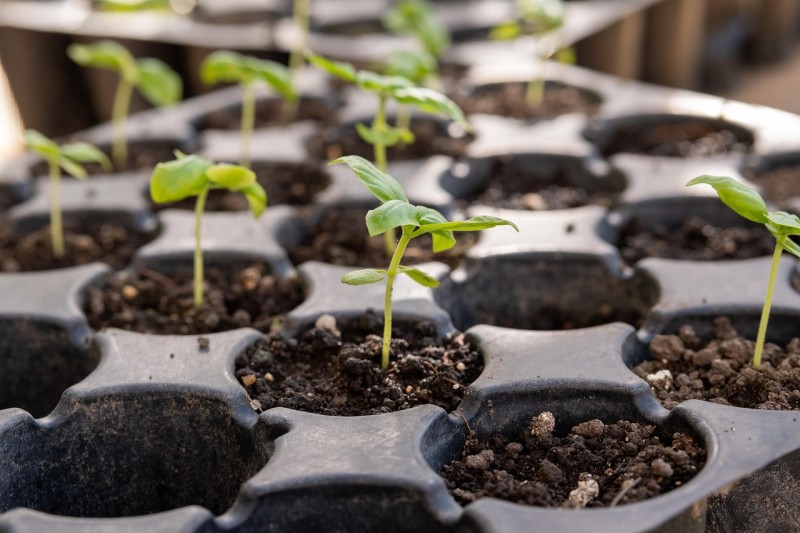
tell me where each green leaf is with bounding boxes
[356,71,414,94]
[135,58,182,106]
[207,163,256,191]
[23,129,60,161]
[392,87,471,130]
[365,200,422,236]
[555,46,576,65]
[150,155,213,203]
[61,142,112,172]
[68,41,137,82]
[341,268,387,285]
[95,0,171,12]
[766,211,800,234]
[329,155,408,203]
[245,57,297,102]
[519,0,565,33]
[490,20,522,40]
[412,215,520,235]
[355,123,414,148]
[201,51,251,85]
[398,265,440,287]
[241,182,267,218]
[780,236,800,258]
[385,50,437,85]
[305,52,358,83]
[384,0,450,57]
[412,205,454,252]
[59,158,88,180]
[687,175,769,224]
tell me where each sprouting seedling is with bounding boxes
[287,0,311,85]
[68,40,182,168]
[201,51,297,169]
[150,152,267,308]
[383,51,437,146]
[95,0,172,12]
[490,0,574,106]
[23,130,111,258]
[333,155,518,369]
[687,175,800,369]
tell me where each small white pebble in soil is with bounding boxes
[522,192,547,210]
[565,474,599,508]
[405,385,414,394]
[646,369,673,390]
[241,374,257,386]
[264,372,275,382]
[121,285,138,300]
[452,383,460,390]
[314,313,341,337]
[530,411,556,437]
[465,449,494,471]
[456,362,466,372]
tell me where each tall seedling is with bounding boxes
[68,40,182,168]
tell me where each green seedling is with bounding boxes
[201,51,296,168]
[68,40,182,168]
[288,0,311,85]
[334,155,518,369]
[150,153,267,308]
[95,0,172,12]
[23,130,111,258]
[688,175,800,369]
[490,0,574,106]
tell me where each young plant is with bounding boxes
[201,51,296,169]
[23,130,111,258]
[150,153,267,308]
[687,175,800,369]
[334,156,518,369]
[383,0,450,87]
[490,0,574,106]
[383,51,438,144]
[95,0,172,12]
[288,0,311,85]
[68,40,182,168]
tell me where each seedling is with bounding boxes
[288,0,311,85]
[334,155,518,369]
[23,130,111,258]
[490,0,574,106]
[150,153,267,307]
[201,51,297,168]
[68,40,182,168]
[384,0,450,88]
[687,175,800,369]
[95,0,171,12]
[384,51,437,144]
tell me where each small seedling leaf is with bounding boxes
[61,142,112,171]
[519,0,565,32]
[355,123,414,148]
[241,183,267,218]
[766,211,800,234]
[414,215,520,235]
[780,236,800,258]
[398,265,440,287]
[150,155,212,203]
[687,175,768,224]
[305,53,358,83]
[366,200,421,235]
[356,71,415,94]
[330,156,408,203]
[201,51,250,84]
[68,41,137,82]
[207,163,256,190]
[23,129,60,161]
[490,20,522,40]
[385,50,437,85]
[135,58,182,106]
[245,57,297,102]
[342,268,387,285]
[58,158,88,180]
[384,0,450,57]
[392,87,470,130]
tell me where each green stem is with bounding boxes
[193,188,209,308]
[373,95,395,257]
[240,81,255,169]
[526,60,545,107]
[753,241,783,369]
[49,161,64,258]
[395,105,411,147]
[288,0,310,84]
[111,77,134,169]
[382,228,412,369]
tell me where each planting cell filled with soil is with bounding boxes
[30,141,181,177]
[454,81,601,121]
[198,97,337,130]
[743,161,800,206]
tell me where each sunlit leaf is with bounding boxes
[687,175,768,224]
[398,265,440,287]
[241,182,267,218]
[150,155,212,203]
[341,268,387,285]
[135,58,182,106]
[61,142,112,172]
[207,163,256,190]
[365,200,422,235]
[305,52,358,83]
[330,155,408,203]
[392,87,470,130]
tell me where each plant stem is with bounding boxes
[381,228,411,369]
[240,81,255,168]
[49,161,64,258]
[753,241,783,369]
[288,0,310,84]
[373,95,395,256]
[395,105,411,147]
[111,78,134,169]
[193,188,209,308]
[526,58,546,107]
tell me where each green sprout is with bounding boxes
[288,0,311,85]
[201,51,297,169]
[95,0,171,12]
[687,175,800,369]
[384,52,437,145]
[68,40,182,168]
[23,130,111,258]
[150,153,267,308]
[334,155,518,369]
[490,0,574,106]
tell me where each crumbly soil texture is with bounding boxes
[634,317,800,410]
[200,98,335,130]
[743,163,800,205]
[31,142,178,177]
[442,412,705,508]
[599,120,753,158]
[235,312,483,416]
[84,263,305,334]
[0,221,152,272]
[287,206,476,269]
[618,216,774,264]
[454,82,601,121]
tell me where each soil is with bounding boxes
[599,120,753,158]
[235,311,483,416]
[310,118,472,162]
[30,142,179,177]
[634,317,800,411]
[454,82,601,121]
[618,216,774,264]
[743,163,800,205]
[442,411,705,508]
[0,221,153,272]
[200,98,336,130]
[151,162,330,211]
[286,206,477,269]
[83,263,305,334]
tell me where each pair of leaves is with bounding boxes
[355,122,414,148]
[201,51,297,102]
[342,264,439,287]
[24,130,111,179]
[150,153,266,217]
[491,0,566,40]
[68,41,182,107]
[384,0,450,58]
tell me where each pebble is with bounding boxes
[241,374,256,386]
[646,369,672,390]
[650,335,684,362]
[530,412,556,437]
[573,419,605,439]
[565,474,599,508]
[465,449,494,471]
[315,314,341,337]
[651,458,673,477]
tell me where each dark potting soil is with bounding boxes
[286,206,477,269]
[442,411,705,508]
[599,120,753,158]
[200,98,336,130]
[235,312,482,416]
[30,142,179,177]
[83,263,305,334]
[151,163,330,211]
[0,221,152,272]
[454,82,601,121]
[634,317,800,411]
[618,216,774,264]
[743,163,800,205]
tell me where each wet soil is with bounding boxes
[200,98,336,130]
[30,141,179,177]
[743,163,800,206]
[235,312,482,416]
[634,317,800,410]
[442,411,705,508]
[599,120,753,158]
[454,82,601,121]
[83,263,305,334]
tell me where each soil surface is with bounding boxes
[235,312,482,415]
[599,120,753,158]
[634,317,800,410]
[84,263,305,334]
[618,216,774,264]
[30,142,179,177]
[442,411,705,508]
[0,221,152,272]
[151,163,330,211]
[743,163,800,205]
[454,82,601,121]
[286,206,477,269]
[200,98,336,130]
